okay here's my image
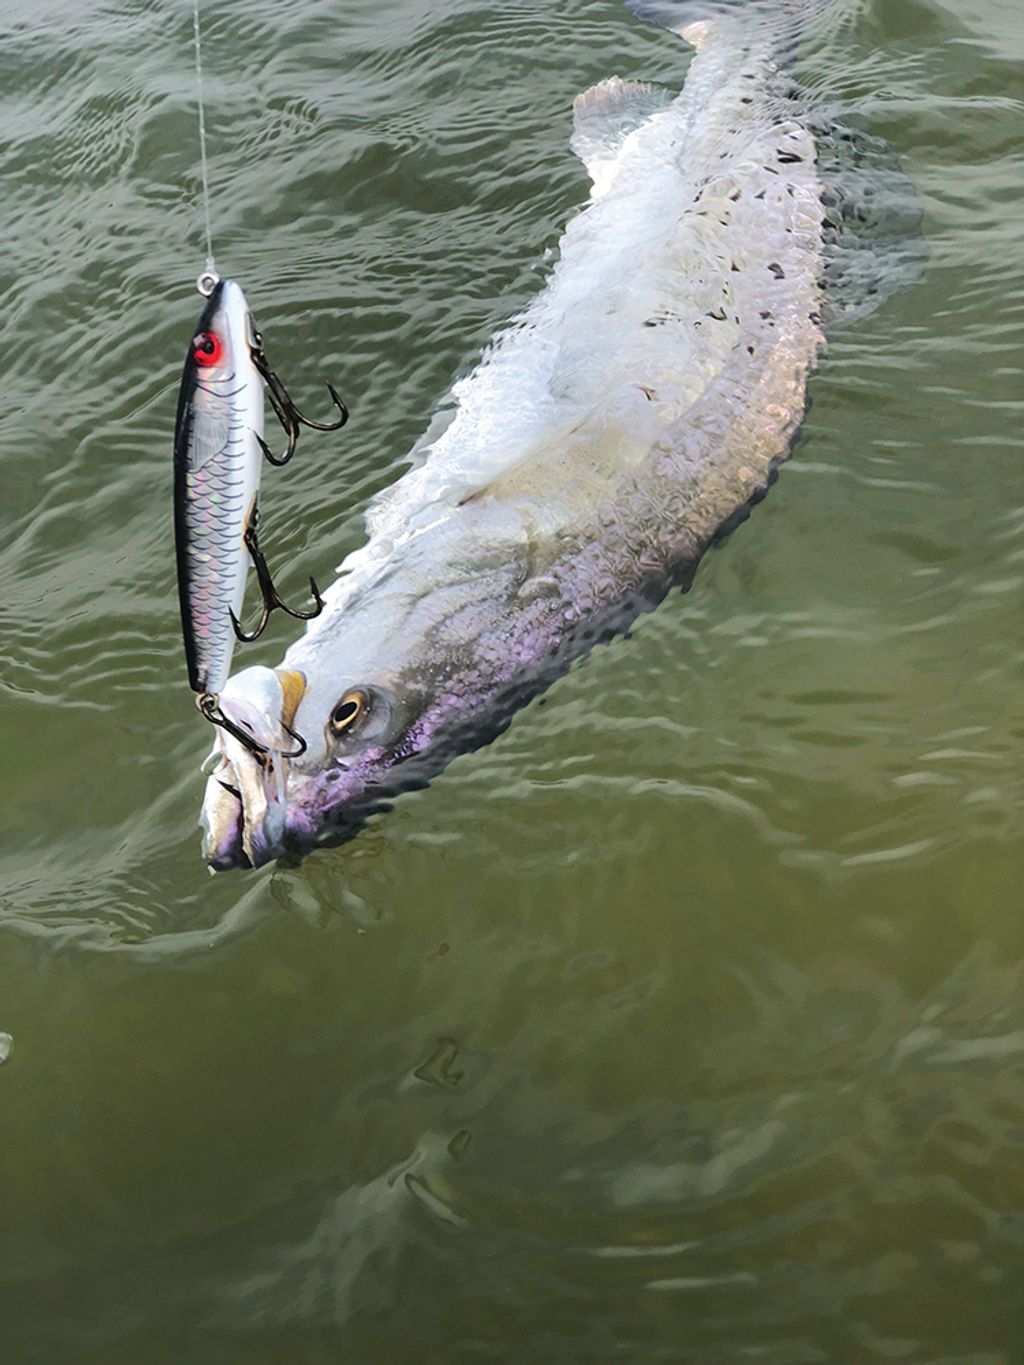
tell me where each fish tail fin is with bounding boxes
[814,119,926,329]
[623,0,923,328]
[625,0,864,52]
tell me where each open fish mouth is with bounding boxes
[200,766,251,870]
[201,749,281,870]
[198,666,309,869]
[201,742,293,870]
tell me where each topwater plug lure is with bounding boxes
[173,5,347,760]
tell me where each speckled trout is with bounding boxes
[198,2,916,868]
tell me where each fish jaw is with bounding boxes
[200,748,382,870]
[200,741,288,870]
[200,767,248,871]
[198,666,311,870]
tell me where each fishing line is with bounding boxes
[192,0,218,295]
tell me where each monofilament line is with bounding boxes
[193,0,216,277]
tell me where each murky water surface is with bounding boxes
[0,0,1021,1360]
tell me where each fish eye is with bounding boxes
[193,331,223,366]
[330,690,368,735]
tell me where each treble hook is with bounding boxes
[229,505,324,644]
[248,324,348,467]
[197,692,308,760]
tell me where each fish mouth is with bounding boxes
[198,667,308,871]
[201,773,251,871]
[200,747,289,870]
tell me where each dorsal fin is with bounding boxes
[570,77,672,188]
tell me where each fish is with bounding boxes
[197,1,919,870]
[174,276,263,700]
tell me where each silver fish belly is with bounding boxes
[174,278,262,698]
[198,13,889,869]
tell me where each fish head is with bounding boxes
[198,550,553,870]
[199,657,460,871]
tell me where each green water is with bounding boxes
[1,0,1021,1359]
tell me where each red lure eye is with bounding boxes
[193,331,224,366]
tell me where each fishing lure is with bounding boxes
[175,3,348,758]
[172,272,347,756]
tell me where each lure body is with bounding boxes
[173,278,262,696]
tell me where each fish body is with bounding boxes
[174,278,262,697]
[199,10,901,869]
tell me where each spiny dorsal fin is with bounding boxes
[571,77,672,189]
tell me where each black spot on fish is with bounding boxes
[760,310,773,320]
[754,189,766,200]
[740,96,752,104]
[747,345,755,355]
[731,261,741,271]
[778,151,803,164]
[768,262,785,279]
[645,310,681,328]
[706,307,727,321]
[730,188,742,201]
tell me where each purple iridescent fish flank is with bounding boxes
[197,3,916,869]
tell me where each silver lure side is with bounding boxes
[173,278,262,698]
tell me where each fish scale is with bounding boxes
[173,279,263,697]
